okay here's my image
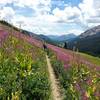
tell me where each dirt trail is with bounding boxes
[46,55,62,100]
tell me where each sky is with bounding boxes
[0,0,100,35]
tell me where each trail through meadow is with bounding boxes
[46,55,63,100]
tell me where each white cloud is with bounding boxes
[68,29,84,35]
[14,0,51,14]
[52,0,100,29]
[14,0,40,8]
[0,7,15,21]
[0,0,15,5]
[52,6,82,24]
[0,0,100,35]
[93,0,100,9]
[79,0,100,27]
[53,8,66,20]
[79,0,95,16]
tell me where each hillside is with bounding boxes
[80,25,100,38]
[0,31,51,99]
[0,20,43,41]
[0,21,100,99]
[68,25,100,56]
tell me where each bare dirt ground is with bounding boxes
[46,55,63,100]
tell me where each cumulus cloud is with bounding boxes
[79,0,100,27]
[0,0,15,5]
[0,7,15,21]
[0,0,100,35]
[53,6,81,23]
[67,29,84,35]
[52,0,100,28]
[14,0,51,15]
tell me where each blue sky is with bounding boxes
[0,0,100,35]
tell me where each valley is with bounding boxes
[0,20,100,99]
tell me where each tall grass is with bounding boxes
[50,50,100,100]
[0,33,51,99]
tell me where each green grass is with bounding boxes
[79,52,100,66]
[50,51,100,100]
[0,34,51,99]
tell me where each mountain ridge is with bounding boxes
[79,25,100,38]
[68,25,100,56]
[47,33,77,42]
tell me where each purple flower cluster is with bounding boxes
[13,32,43,48]
[0,30,9,46]
[48,44,100,71]
[48,44,71,68]
[0,30,99,70]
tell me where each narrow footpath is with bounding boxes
[46,55,63,100]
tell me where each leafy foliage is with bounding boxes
[0,35,51,99]
[50,54,100,100]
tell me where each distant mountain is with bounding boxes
[47,33,77,42]
[38,34,60,45]
[38,34,52,42]
[68,25,100,56]
[79,25,100,38]
[47,35,59,40]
